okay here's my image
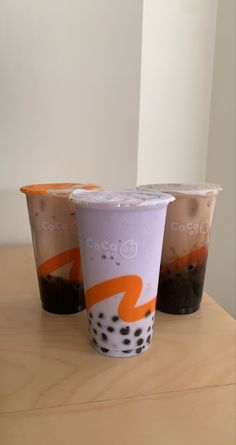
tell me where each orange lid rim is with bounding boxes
[20,183,102,195]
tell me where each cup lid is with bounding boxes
[20,183,102,196]
[70,189,175,208]
[138,183,222,196]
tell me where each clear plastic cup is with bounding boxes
[70,189,174,357]
[138,184,222,314]
[20,183,101,314]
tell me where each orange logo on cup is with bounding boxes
[37,247,82,281]
[86,275,156,322]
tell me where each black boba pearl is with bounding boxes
[101,333,108,341]
[134,328,142,337]
[147,326,151,332]
[122,350,132,354]
[136,347,142,354]
[120,327,130,335]
[112,315,119,322]
[137,338,143,346]
[107,326,114,333]
[101,347,109,353]
[146,335,151,344]
[145,310,151,317]
[93,329,97,335]
[89,319,91,325]
[98,313,104,319]
[97,322,102,328]
[188,264,194,270]
[93,337,97,345]
[123,339,130,345]
[89,312,93,319]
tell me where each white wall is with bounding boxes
[0,0,143,244]
[205,0,236,317]
[137,0,218,184]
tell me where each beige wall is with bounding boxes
[137,0,218,184]
[0,0,143,244]
[205,0,236,317]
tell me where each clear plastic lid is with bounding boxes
[20,183,102,196]
[70,189,175,208]
[138,183,222,196]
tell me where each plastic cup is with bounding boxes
[20,183,101,314]
[138,184,222,314]
[70,189,174,357]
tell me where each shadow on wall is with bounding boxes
[0,188,31,245]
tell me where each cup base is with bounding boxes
[157,305,200,315]
[38,275,85,315]
[92,342,151,358]
[42,303,83,315]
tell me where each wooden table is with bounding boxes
[0,246,235,445]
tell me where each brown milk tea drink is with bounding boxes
[70,190,174,357]
[139,184,221,314]
[20,183,101,314]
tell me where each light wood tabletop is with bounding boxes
[0,245,235,445]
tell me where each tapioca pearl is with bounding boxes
[93,337,97,345]
[136,347,142,354]
[187,198,199,217]
[115,262,120,266]
[101,333,108,342]
[93,329,97,335]
[145,310,151,317]
[101,347,109,353]
[107,326,114,333]
[40,199,46,212]
[137,338,144,346]
[146,335,151,344]
[112,315,119,322]
[120,327,130,335]
[122,350,132,354]
[123,338,131,345]
[101,255,106,259]
[134,328,142,337]
[147,326,151,332]
[89,312,93,319]
[97,322,102,328]
[98,312,104,319]
[89,319,92,325]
